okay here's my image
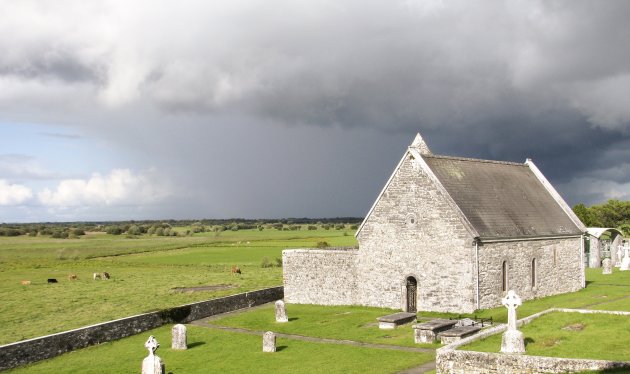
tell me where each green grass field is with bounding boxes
[461,312,630,361]
[3,230,630,373]
[7,325,433,374]
[211,303,439,348]
[0,228,357,344]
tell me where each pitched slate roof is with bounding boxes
[423,155,583,239]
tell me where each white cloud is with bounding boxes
[38,169,170,207]
[0,180,33,205]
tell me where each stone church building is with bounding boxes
[283,133,587,313]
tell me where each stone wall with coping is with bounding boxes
[436,308,630,374]
[282,248,358,305]
[0,286,283,371]
[356,154,476,312]
[478,237,583,309]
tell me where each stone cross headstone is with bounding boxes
[500,290,525,354]
[262,331,276,352]
[141,335,165,374]
[621,248,630,271]
[275,300,288,323]
[171,324,187,350]
[602,258,612,275]
[616,246,623,267]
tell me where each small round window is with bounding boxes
[406,214,417,226]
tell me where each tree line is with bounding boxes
[573,199,630,236]
[0,218,363,238]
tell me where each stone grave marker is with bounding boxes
[141,335,165,374]
[500,290,525,354]
[621,247,630,271]
[171,324,187,350]
[602,258,612,275]
[275,300,288,323]
[263,331,276,352]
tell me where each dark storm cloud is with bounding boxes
[1,0,630,220]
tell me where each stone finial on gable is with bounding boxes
[410,133,432,155]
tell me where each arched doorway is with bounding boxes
[405,276,417,313]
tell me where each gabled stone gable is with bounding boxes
[356,153,477,313]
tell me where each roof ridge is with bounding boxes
[422,154,526,166]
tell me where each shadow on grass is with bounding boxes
[276,345,288,352]
[288,317,299,322]
[188,341,206,349]
[524,337,535,347]
[581,368,630,374]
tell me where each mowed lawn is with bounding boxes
[212,303,439,348]
[7,324,433,374]
[461,312,630,361]
[0,229,357,345]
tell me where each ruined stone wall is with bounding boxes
[478,237,583,309]
[356,154,476,313]
[0,287,283,371]
[282,248,358,305]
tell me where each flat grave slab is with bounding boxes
[412,319,458,343]
[377,312,417,329]
[438,325,481,344]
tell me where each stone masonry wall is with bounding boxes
[357,154,476,313]
[478,237,583,309]
[436,348,630,374]
[0,286,283,371]
[283,248,358,305]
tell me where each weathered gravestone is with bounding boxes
[500,290,525,354]
[602,258,612,275]
[141,335,165,374]
[263,331,276,352]
[621,247,630,271]
[275,300,288,323]
[171,324,187,350]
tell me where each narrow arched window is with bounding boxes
[501,261,508,292]
[531,258,537,288]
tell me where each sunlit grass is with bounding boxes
[212,303,438,348]
[461,312,630,361]
[7,325,433,374]
[0,229,357,345]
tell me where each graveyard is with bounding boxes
[2,266,629,373]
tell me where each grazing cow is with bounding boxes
[47,278,58,284]
[93,272,110,280]
[20,280,31,285]
[68,274,78,280]
[231,266,241,275]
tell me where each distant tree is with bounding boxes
[573,203,594,226]
[127,225,141,235]
[72,228,85,236]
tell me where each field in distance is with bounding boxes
[0,225,358,345]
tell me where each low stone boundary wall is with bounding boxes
[283,248,358,305]
[0,286,283,371]
[436,308,630,374]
